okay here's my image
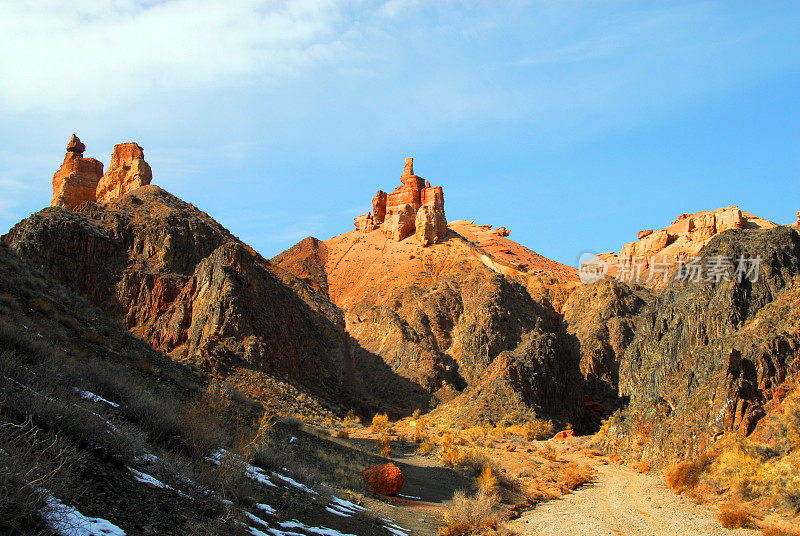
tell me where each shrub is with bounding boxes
[712,436,800,509]
[343,409,361,427]
[717,502,752,529]
[536,444,559,461]
[439,490,509,536]
[377,434,392,458]
[562,464,594,490]
[665,454,712,494]
[522,419,553,441]
[371,413,389,433]
[476,465,499,495]
[418,440,434,455]
[334,429,349,438]
[32,299,52,315]
[632,461,651,474]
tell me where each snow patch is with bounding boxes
[256,503,277,515]
[279,519,357,536]
[271,471,316,494]
[128,468,170,490]
[41,494,126,536]
[74,389,119,408]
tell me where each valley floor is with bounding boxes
[509,462,756,536]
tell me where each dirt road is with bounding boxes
[509,463,756,536]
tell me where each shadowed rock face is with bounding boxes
[579,226,800,464]
[5,187,351,401]
[5,185,443,415]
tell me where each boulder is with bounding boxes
[637,229,653,240]
[95,143,152,202]
[66,133,86,154]
[362,463,404,496]
[553,429,575,441]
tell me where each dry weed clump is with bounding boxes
[377,434,392,458]
[343,409,361,427]
[439,490,510,536]
[371,413,389,433]
[717,501,753,529]
[418,440,434,455]
[632,461,651,474]
[665,454,713,494]
[561,464,594,490]
[535,444,559,461]
[476,464,499,495]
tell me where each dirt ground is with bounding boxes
[509,460,757,536]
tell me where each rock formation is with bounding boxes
[354,158,447,247]
[609,206,776,274]
[95,143,152,202]
[51,135,104,209]
[50,135,152,209]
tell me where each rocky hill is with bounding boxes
[274,159,588,426]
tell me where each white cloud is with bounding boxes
[0,0,354,111]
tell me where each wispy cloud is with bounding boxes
[0,0,355,111]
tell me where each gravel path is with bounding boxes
[509,463,757,536]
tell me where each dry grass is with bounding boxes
[665,454,712,494]
[0,420,78,536]
[717,501,753,529]
[711,433,800,511]
[439,490,510,536]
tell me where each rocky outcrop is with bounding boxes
[50,135,152,209]
[95,143,152,202]
[612,206,776,274]
[362,463,404,496]
[415,205,447,247]
[354,158,447,247]
[51,135,104,209]
[597,227,800,464]
[4,186,361,408]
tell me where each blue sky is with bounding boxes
[1,1,798,267]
